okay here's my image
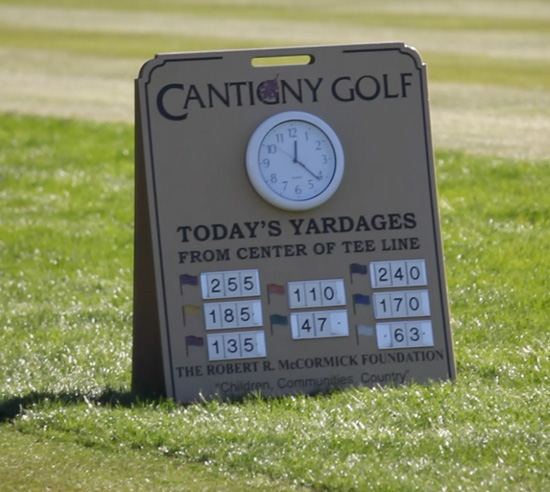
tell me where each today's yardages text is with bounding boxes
[178,237,421,264]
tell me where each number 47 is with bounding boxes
[300,316,327,334]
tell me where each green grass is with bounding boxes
[2,113,550,490]
[0,426,295,492]
[0,116,133,398]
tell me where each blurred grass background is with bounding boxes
[1,0,549,159]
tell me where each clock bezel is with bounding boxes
[246,111,345,211]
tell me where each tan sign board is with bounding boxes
[133,43,455,403]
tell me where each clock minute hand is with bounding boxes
[294,158,322,180]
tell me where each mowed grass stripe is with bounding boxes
[0,27,251,59]
[2,5,550,62]
[0,66,133,123]
[1,26,549,92]
[425,52,550,90]
[3,0,550,30]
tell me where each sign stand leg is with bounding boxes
[132,83,165,398]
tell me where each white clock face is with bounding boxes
[246,111,344,211]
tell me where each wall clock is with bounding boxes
[246,111,345,211]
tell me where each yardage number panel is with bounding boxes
[200,269,266,361]
[369,260,435,350]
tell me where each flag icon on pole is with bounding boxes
[356,325,374,336]
[349,263,367,283]
[352,293,370,314]
[269,314,288,335]
[180,273,198,294]
[185,335,204,347]
[268,283,286,295]
[182,304,202,326]
[355,325,374,345]
[352,293,370,306]
[270,314,288,325]
[185,335,204,356]
[267,283,286,303]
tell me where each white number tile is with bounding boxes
[370,260,427,288]
[389,292,408,317]
[289,283,307,308]
[370,262,391,289]
[223,275,241,296]
[373,290,430,319]
[290,313,315,339]
[206,331,266,361]
[389,323,409,349]
[287,279,346,309]
[375,324,392,349]
[204,304,222,330]
[204,300,263,330]
[328,310,349,336]
[241,300,263,326]
[405,291,431,317]
[239,271,260,296]
[324,280,346,306]
[201,269,260,299]
[376,321,434,350]
[405,260,427,286]
[389,261,408,287]
[224,305,239,329]
[404,322,433,347]
[201,272,225,299]
[305,284,320,307]
[373,292,391,319]
[250,331,267,357]
[207,334,225,360]
[290,310,348,339]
